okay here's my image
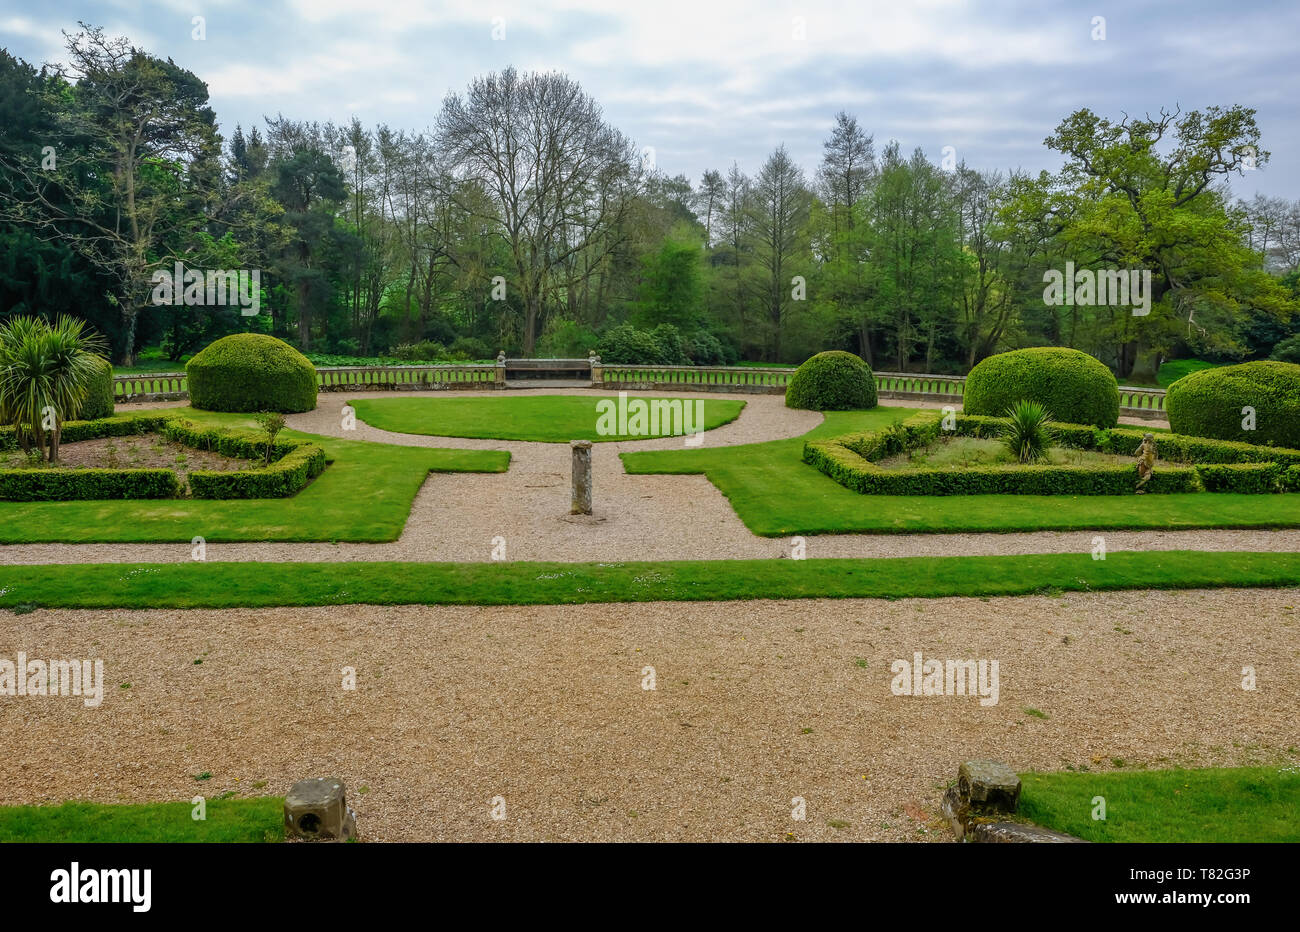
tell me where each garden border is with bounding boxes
[0,415,326,501]
[804,411,1300,496]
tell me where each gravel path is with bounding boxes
[4,589,1295,842]
[5,390,1292,565]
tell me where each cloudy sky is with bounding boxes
[2,0,1297,197]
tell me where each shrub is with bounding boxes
[187,334,318,413]
[1166,360,1300,449]
[598,325,661,364]
[648,324,688,365]
[686,331,727,366]
[75,357,115,420]
[1195,463,1284,494]
[448,336,493,361]
[785,351,877,411]
[1001,400,1055,464]
[1269,334,1300,364]
[963,347,1120,428]
[0,467,178,501]
[389,340,446,361]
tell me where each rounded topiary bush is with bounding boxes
[75,356,114,420]
[187,334,317,413]
[963,347,1119,428]
[1166,360,1300,449]
[785,351,877,410]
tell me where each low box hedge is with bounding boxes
[0,415,325,501]
[0,467,179,501]
[805,411,1299,496]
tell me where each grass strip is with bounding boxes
[1,551,1297,610]
[0,798,284,843]
[1018,766,1300,842]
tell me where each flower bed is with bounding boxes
[0,416,326,501]
[803,411,1300,496]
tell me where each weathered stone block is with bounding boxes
[958,759,1021,813]
[571,439,593,515]
[284,777,356,842]
[969,822,1089,843]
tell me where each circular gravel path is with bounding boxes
[4,390,1297,565]
[4,589,1295,841]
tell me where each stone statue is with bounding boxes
[1135,432,1157,492]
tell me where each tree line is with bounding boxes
[1,24,1296,378]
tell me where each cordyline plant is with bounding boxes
[0,315,108,464]
[1001,399,1056,465]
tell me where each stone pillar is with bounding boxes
[495,351,507,389]
[588,351,603,388]
[284,777,356,842]
[571,439,593,515]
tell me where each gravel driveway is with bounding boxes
[4,588,1296,842]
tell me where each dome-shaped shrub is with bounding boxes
[187,334,317,413]
[963,347,1119,427]
[785,351,877,410]
[1166,360,1300,449]
[75,356,115,420]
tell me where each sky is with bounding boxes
[2,0,1297,198]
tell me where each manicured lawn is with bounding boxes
[0,798,284,843]
[1,551,1298,610]
[1157,358,1226,387]
[350,394,745,442]
[622,407,1300,536]
[1018,766,1300,842]
[0,408,509,543]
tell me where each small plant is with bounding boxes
[253,411,287,465]
[1001,399,1055,464]
[1092,428,1114,453]
[103,441,119,469]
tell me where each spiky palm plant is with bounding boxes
[0,316,107,463]
[1001,399,1056,464]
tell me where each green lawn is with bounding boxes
[1018,766,1300,842]
[622,407,1300,536]
[0,798,284,843]
[1157,358,1226,387]
[2,551,1298,610]
[349,394,745,442]
[0,407,509,543]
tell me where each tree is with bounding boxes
[749,145,812,360]
[436,68,642,354]
[0,25,220,365]
[1044,105,1294,378]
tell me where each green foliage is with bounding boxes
[963,347,1119,427]
[806,410,1298,497]
[390,340,447,361]
[1269,334,1300,364]
[1000,399,1055,464]
[632,229,704,330]
[75,356,115,420]
[447,336,493,360]
[1196,463,1286,494]
[537,319,598,358]
[187,333,318,413]
[598,323,688,365]
[1166,360,1300,448]
[0,466,178,501]
[785,351,877,410]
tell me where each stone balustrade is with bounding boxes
[112,362,1170,419]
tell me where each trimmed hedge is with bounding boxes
[187,334,318,413]
[805,410,1299,496]
[786,351,877,411]
[963,347,1120,428]
[0,415,325,501]
[0,468,178,501]
[1195,463,1285,494]
[1165,360,1300,449]
[75,357,115,420]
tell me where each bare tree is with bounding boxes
[750,145,811,360]
[436,68,642,354]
